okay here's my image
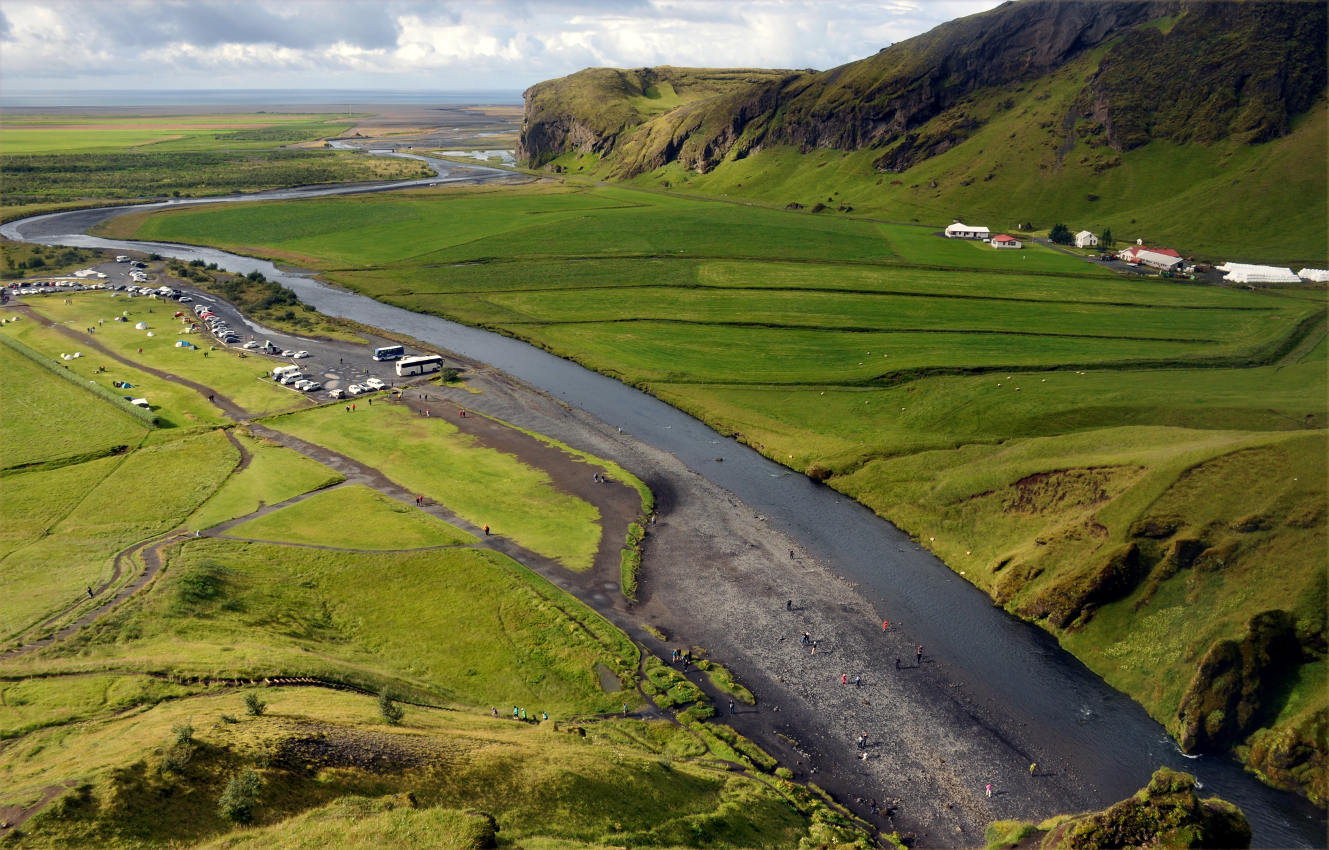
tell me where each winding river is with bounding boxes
[4,157,1323,847]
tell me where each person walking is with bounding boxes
[728,698,735,715]
[1029,762,1038,776]
[513,705,519,719]
[483,525,490,535]
[882,619,889,631]
[985,783,993,798]
[786,599,793,611]
[801,631,810,646]
[854,675,861,687]
[916,645,923,666]
[841,673,847,685]
[86,586,94,599]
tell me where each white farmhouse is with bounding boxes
[1297,268,1329,283]
[1075,230,1098,248]
[945,222,991,239]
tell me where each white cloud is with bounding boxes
[0,0,1005,94]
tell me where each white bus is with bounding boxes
[396,355,444,377]
[372,344,405,361]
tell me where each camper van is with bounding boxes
[395,355,443,377]
[272,365,300,379]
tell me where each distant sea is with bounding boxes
[0,89,524,108]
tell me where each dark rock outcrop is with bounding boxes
[1175,610,1302,753]
[1034,767,1252,849]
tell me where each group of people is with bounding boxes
[494,705,548,723]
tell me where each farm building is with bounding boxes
[990,234,1022,249]
[1297,268,1329,282]
[1217,263,1301,284]
[1119,245,1183,271]
[1075,230,1098,248]
[945,222,991,239]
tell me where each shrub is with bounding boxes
[379,690,405,725]
[440,367,461,383]
[217,768,261,823]
[173,722,194,745]
[244,691,266,717]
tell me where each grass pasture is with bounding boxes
[228,484,477,549]
[0,339,148,469]
[267,403,601,570]
[117,180,1328,801]
[0,430,237,640]
[187,434,343,531]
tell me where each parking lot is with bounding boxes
[6,255,446,400]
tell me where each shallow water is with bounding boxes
[5,179,1323,848]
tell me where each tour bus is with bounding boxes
[372,344,405,361]
[395,354,444,377]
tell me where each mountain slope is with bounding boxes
[518,0,1328,263]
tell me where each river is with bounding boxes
[4,161,1323,848]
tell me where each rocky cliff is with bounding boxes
[518,0,1326,177]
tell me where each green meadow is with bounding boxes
[228,484,477,549]
[267,403,602,570]
[116,181,1327,802]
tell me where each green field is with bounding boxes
[0,112,431,210]
[187,434,344,531]
[228,484,476,549]
[267,403,602,570]
[0,341,148,469]
[118,181,1328,803]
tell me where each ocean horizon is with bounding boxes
[0,88,524,108]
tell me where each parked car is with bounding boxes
[293,379,314,391]
[301,381,322,392]
[279,372,305,386]
[291,350,310,359]
[345,383,364,396]
[363,377,386,390]
[328,388,346,399]
[242,340,260,350]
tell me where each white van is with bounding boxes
[272,365,300,378]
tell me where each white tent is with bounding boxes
[1218,263,1300,284]
[1297,268,1329,283]
[134,321,149,330]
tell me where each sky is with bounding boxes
[0,0,1002,96]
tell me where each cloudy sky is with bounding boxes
[1,0,1001,97]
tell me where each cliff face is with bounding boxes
[517,0,1326,176]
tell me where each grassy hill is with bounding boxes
[111,182,1328,806]
[519,1,1328,265]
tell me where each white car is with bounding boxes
[279,373,305,386]
[281,349,296,357]
[328,388,346,399]
[242,340,260,350]
[345,383,364,396]
[291,350,310,359]
[302,381,322,392]
[363,377,386,390]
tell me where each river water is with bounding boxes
[4,162,1323,848]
